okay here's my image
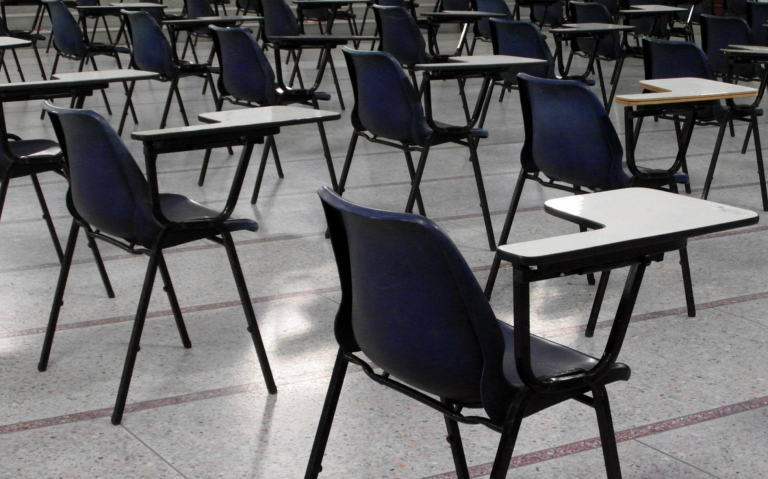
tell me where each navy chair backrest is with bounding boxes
[747,1,768,46]
[210,26,278,105]
[475,0,513,39]
[186,0,216,18]
[260,0,302,37]
[490,19,554,83]
[318,186,500,408]
[76,0,100,6]
[642,37,715,81]
[343,48,432,145]
[570,1,621,58]
[124,10,177,79]
[45,0,87,57]
[727,0,747,15]
[373,5,432,64]
[44,103,161,247]
[518,74,627,190]
[700,14,754,74]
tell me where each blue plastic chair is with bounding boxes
[471,0,514,54]
[643,37,768,211]
[747,1,768,47]
[339,48,497,250]
[0,11,47,80]
[373,4,472,120]
[180,0,217,63]
[0,134,65,262]
[489,19,554,102]
[568,1,626,110]
[206,25,337,203]
[121,10,218,132]
[259,0,346,109]
[305,186,632,479]
[701,14,763,80]
[724,0,747,15]
[484,74,694,336]
[44,0,126,113]
[38,103,276,426]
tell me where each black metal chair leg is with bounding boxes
[701,113,731,200]
[118,80,137,136]
[82,226,115,298]
[586,270,611,337]
[251,135,275,205]
[271,135,284,178]
[750,113,768,211]
[315,118,339,193]
[173,83,190,126]
[199,149,213,187]
[38,220,80,372]
[442,399,470,479]
[403,148,426,216]
[593,385,623,479]
[484,170,526,299]
[581,224,596,285]
[159,80,178,129]
[337,132,358,196]
[325,53,345,110]
[404,142,431,214]
[157,253,192,348]
[742,123,753,154]
[30,173,63,262]
[466,133,496,251]
[0,177,9,223]
[488,394,531,479]
[31,42,47,80]
[112,246,162,425]
[304,349,349,479]
[219,229,277,394]
[678,247,695,317]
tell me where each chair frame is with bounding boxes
[305,186,643,479]
[38,102,276,425]
[338,48,497,251]
[484,74,696,338]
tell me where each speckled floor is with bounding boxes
[1,11,767,479]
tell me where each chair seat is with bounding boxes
[140,193,257,248]
[498,319,631,416]
[629,168,689,188]
[278,88,332,103]
[1,139,62,178]
[160,193,257,233]
[432,120,489,140]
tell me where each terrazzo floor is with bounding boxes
[1,13,767,479]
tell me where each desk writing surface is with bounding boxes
[198,106,340,126]
[111,2,167,7]
[294,0,369,5]
[620,4,686,13]
[553,23,635,33]
[413,54,546,71]
[421,10,506,19]
[0,37,31,48]
[51,70,160,82]
[163,16,262,26]
[498,189,758,266]
[268,35,357,45]
[615,77,756,106]
[133,106,338,141]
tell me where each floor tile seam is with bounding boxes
[632,439,723,479]
[2,229,767,339]
[0,231,326,274]
[2,155,758,219]
[420,395,768,479]
[540,289,768,339]
[0,363,372,435]
[0,286,340,340]
[121,424,191,479]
